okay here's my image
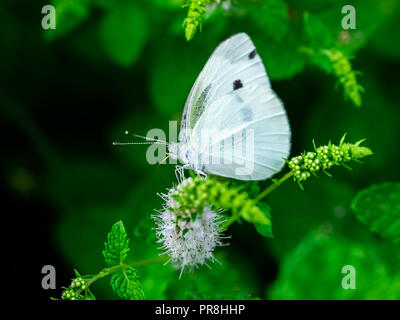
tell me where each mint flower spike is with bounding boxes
[183,0,211,41]
[322,49,364,107]
[153,176,274,275]
[154,177,225,278]
[168,176,271,228]
[287,134,373,189]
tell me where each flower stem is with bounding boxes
[219,172,293,231]
[87,265,121,287]
[81,256,169,293]
[255,171,293,202]
[128,255,169,267]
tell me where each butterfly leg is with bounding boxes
[195,167,208,179]
[175,164,191,182]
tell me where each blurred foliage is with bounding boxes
[245,0,289,42]
[164,250,261,299]
[266,177,356,259]
[44,0,90,41]
[352,182,400,244]
[268,228,400,299]
[2,0,400,300]
[99,3,148,67]
[185,291,261,300]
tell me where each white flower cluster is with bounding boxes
[154,183,224,277]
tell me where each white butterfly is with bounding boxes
[170,33,291,180]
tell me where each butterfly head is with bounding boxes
[168,142,197,167]
[168,142,179,160]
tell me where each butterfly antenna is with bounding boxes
[113,130,170,146]
[157,154,170,168]
[112,141,165,146]
[125,130,168,145]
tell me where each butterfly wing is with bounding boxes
[191,85,291,180]
[179,33,270,143]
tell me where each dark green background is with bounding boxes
[2,0,399,299]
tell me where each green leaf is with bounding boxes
[255,223,272,238]
[44,0,90,41]
[99,4,147,67]
[239,201,271,225]
[242,214,272,237]
[254,202,273,238]
[110,266,145,300]
[248,0,289,41]
[103,221,130,265]
[351,182,400,243]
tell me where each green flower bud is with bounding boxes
[323,48,363,107]
[288,135,372,188]
[183,0,211,41]
[161,176,271,233]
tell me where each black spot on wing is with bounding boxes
[233,79,243,90]
[249,49,256,59]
